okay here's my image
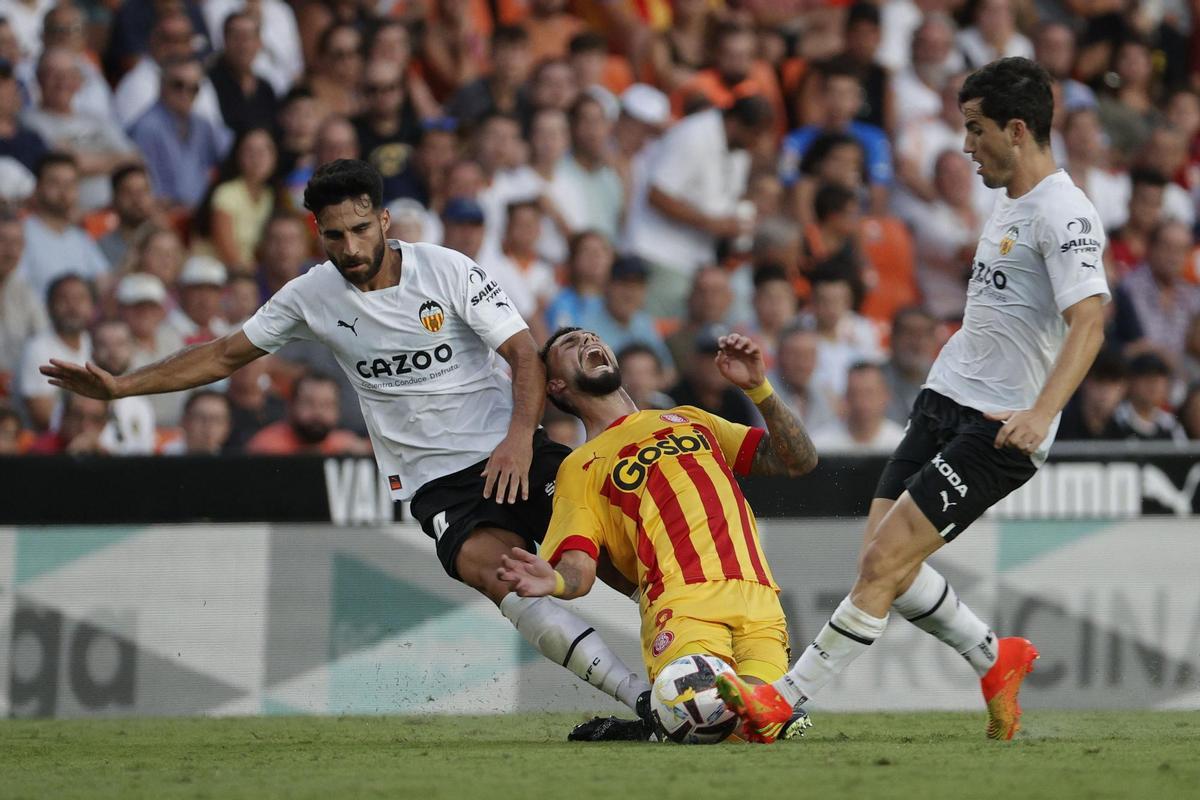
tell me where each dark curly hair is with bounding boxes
[958,57,1054,146]
[302,159,383,216]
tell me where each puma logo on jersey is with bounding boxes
[931,452,968,497]
[1081,260,1097,270]
[582,453,604,471]
[337,317,359,336]
[940,491,957,512]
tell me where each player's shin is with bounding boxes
[893,562,997,677]
[773,597,888,707]
[499,593,650,710]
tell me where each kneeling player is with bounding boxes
[499,328,818,740]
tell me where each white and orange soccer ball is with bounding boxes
[650,654,740,744]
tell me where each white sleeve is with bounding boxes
[450,254,528,351]
[648,127,697,198]
[1037,199,1111,313]
[241,279,314,353]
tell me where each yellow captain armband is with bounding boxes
[744,379,775,405]
[552,570,567,597]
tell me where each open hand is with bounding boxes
[482,432,532,504]
[715,333,766,391]
[39,360,119,400]
[985,408,1052,455]
[496,547,556,597]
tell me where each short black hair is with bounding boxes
[958,57,1054,146]
[303,159,383,215]
[111,162,147,193]
[569,31,607,55]
[799,131,862,178]
[845,2,880,29]
[814,182,858,221]
[752,262,790,288]
[616,342,662,371]
[35,149,77,180]
[891,305,935,331]
[293,370,340,400]
[318,22,358,58]
[725,95,774,130]
[184,388,231,416]
[1129,167,1168,190]
[1087,347,1127,382]
[539,326,583,415]
[847,360,885,379]
[505,198,541,219]
[493,24,529,48]
[222,9,257,38]
[45,272,91,307]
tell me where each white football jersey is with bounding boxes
[243,240,527,499]
[925,170,1110,462]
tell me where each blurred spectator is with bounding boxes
[124,225,185,292]
[644,0,711,94]
[17,273,92,430]
[161,389,232,455]
[208,11,278,137]
[90,318,155,454]
[1185,315,1200,387]
[1063,108,1130,231]
[276,87,320,203]
[386,197,439,244]
[23,47,137,212]
[913,150,981,320]
[312,114,360,168]
[736,263,797,371]
[545,229,612,331]
[629,96,771,318]
[1110,353,1188,443]
[616,341,675,411]
[1181,384,1200,440]
[0,212,47,394]
[113,11,226,131]
[27,391,109,454]
[1138,125,1196,228]
[665,266,733,371]
[769,324,839,432]
[168,256,231,345]
[475,112,544,253]
[881,306,937,425]
[115,272,185,425]
[104,0,210,78]
[1033,21,1095,112]
[0,57,47,177]
[804,269,883,399]
[568,30,632,100]
[193,126,280,272]
[580,254,673,373]
[670,22,785,135]
[838,2,893,133]
[353,58,421,186]
[446,24,532,129]
[383,119,458,207]
[542,403,583,448]
[780,60,891,220]
[551,94,621,244]
[480,199,555,337]
[202,0,303,96]
[0,402,24,453]
[19,151,109,298]
[440,195,486,260]
[956,0,1032,69]
[1113,221,1200,360]
[524,0,584,63]
[1109,169,1167,275]
[2,0,53,59]
[97,164,160,267]
[256,211,312,302]
[305,22,362,120]
[129,56,232,209]
[224,273,261,324]
[812,361,906,452]
[245,371,369,455]
[224,354,284,449]
[891,13,960,130]
[527,107,572,263]
[420,0,489,100]
[1057,348,1127,441]
[527,58,579,120]
[1096,37,1161,166]
[669,325,756,426]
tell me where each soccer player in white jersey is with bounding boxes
[41,160,654,740]
[716,58,1110,742]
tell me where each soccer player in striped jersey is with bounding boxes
[497,327,819,740]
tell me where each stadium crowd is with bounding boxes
[0,0,1199,457]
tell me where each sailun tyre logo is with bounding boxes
[1067,217,1093,234]
[419,300,445,333]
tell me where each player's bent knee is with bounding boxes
[455,526,529,603]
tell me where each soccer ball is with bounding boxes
[650,654,740,744]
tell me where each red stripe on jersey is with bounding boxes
[601,476,665,601]
[547,535,600,566]
[646,465,707,585]
[678,453,742,580]
[714,456,770,586]
[734,427,766,476]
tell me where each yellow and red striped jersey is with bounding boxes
[541,406,775,603]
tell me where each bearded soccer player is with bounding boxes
[41,160,652,738]
[497,328,819,741]
[716,57,1110,742]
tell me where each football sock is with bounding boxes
[773,596,888,707]
[499,593,650,710]
[892,562,998,677]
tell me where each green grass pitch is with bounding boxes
[2,711,1197,799]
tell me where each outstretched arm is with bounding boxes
[41,330,266,400]
[497,548,597,600]
[715,333,818,477]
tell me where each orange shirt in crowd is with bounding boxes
[245,422,366,456]
[669,62,788,138]
[525,13,586,62]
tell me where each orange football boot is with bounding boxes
[981,637,1039,740]
[714,673,794,744]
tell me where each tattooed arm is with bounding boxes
[497,548,597,599]
[715,333,819,477]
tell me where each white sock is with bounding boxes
[893,562,998,677]
[773,596,888,707]
[499,593,650,710]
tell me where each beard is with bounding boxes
[333,236,387,285]
[292,418,333,444]
[574,365,623,398]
